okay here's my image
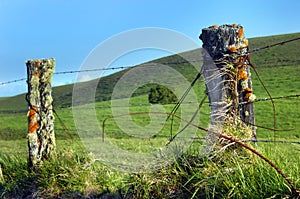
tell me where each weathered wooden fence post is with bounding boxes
[26,58,56,167]
[199,24,256,152]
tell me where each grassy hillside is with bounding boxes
[249,33,300,67]
[0,32,299,111]
[1,32,299,141]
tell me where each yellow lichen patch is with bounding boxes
[248,93,256,102]
[29,121,38,133]
[237,69,248,80]
[37,138,41,148]
[235,57,242,63]
[241,80,249,90]
[228,45,237,52]
[238,28,244,38]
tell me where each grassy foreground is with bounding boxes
[0,142,299,198]
[0,91,299,198]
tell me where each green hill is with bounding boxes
[0,32,299,111]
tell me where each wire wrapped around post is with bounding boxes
[26,58,56,167]
[199,24,256,152]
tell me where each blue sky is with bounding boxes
[0,0,299,97]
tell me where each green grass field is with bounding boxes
[0,32,299,198]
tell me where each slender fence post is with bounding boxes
[199,24,256,152]
[26,58,56,167]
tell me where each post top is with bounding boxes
[199,24,248,59]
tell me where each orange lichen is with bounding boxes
[212,24,218,29]
[238,28,244,38]
[29,121,38,133]
[245,87,252,92]
[232,24,237,28]
[228,45,237,52]
[28,108,36,121]
[238,69,248,80]
[244,87,253,100]
[35,60,41,67]
[32,71,39,77]
[245,93,252,100]
[243,39,248,46]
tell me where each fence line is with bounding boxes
[0,78,27,86]
[249,37,300,53]
[1,131,299,156]
[1,59,299,87]
[0,93,299,114]
[0,36,299,152]
[1,36,300,87]
[55,127,300,145]
[0,60,202,86]
[54,65,134,75]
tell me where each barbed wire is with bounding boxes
[0,60,202,87]
[0,66,134,86]
[0,36,299,87]
[254,94,300,102]
[249,37,300,53]
[238,94,300,105]
[54,65,134,75]
[0,78,27,86]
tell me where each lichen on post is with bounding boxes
[26,58,56,167]
[199,24,256,152]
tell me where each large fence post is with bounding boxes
[26,58,56,167]
[199,24,256,152]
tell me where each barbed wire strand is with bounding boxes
[100,109,300,194]
[249,37,300,53]
[54,65,133,75]
[100,110,299,144]
[1,36,299,87]
[0,78,27,86]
